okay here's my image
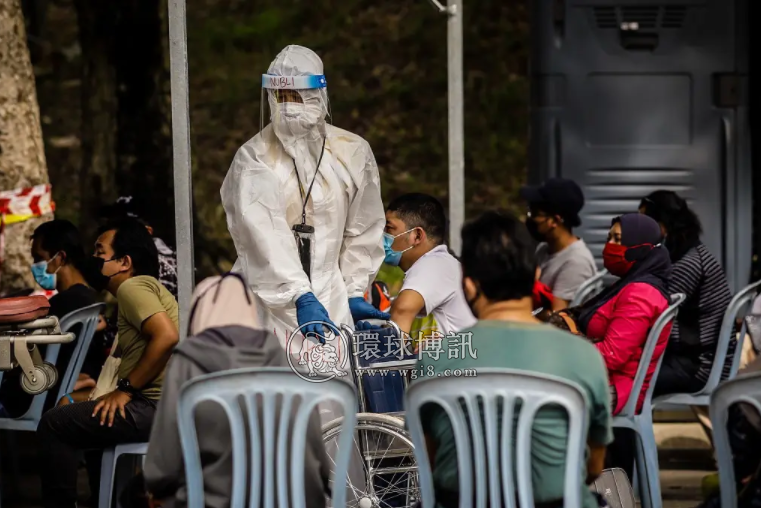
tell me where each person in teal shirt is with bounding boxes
[413,210,613,508]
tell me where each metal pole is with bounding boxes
[447,0,464,255]
[167,0,194,339]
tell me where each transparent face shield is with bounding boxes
[260,74,331,135]
[261,74,330,281]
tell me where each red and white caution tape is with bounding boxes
[0,184,56,276]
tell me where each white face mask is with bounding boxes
[269,93,325,143]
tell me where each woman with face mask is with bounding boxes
[575,213,672,480]
[576,213,673,415]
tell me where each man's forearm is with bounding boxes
[586,443,606,484]
[390,309,416,336]
[126,337,176,389]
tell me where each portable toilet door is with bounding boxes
[529,0,751,292]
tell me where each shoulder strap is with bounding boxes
[109,334,120,356]
[559,313,580,335]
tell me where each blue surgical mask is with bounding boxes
[31,253,60,291]
[383,229,416,266]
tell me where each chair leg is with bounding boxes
[631,466,640,501]
[633,434,650,508]
[692,405,715,447]
[99,448,116,508]
[637,416,662,508]
[114,453,141,508]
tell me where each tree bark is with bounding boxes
[74,0,118,242]
[0,0,50,294]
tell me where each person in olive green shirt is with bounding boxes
[413,211,612,508]
[37,218,179,508]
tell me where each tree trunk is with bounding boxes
[115,0,174,244]
[74,0,118,242]
[0,0,50,294]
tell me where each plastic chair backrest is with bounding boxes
[700,280,761,395]
[177,367,356,508]
[405,368,589,508]
[618,293,685,418]
[22,302,104,420]
[709,371,761,508]
[570,269,608,307]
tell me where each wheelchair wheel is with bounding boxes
[41,361,58,390]
[322,412,419,508]
[20,366,48,395]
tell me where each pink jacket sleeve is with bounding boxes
[595,283,659,372]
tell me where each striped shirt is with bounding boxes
[666,243,732,384]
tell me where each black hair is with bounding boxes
[639,190,702,262]
[460,210,536,302]
[32,220,88,272]
[98,218,159,278]
[386,193,447,244]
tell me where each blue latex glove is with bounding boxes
[295,293,337,343]
[349,296,390,322]
[355,320,376,331]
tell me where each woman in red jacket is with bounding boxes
[577,213,672,415]
[576,213,672,478]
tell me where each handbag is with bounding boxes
[591,468,636,508]
[547,310,582,335]
[89,334,121,400]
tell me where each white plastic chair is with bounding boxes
[405,368,589,508]
[654,279,761,409]
[611,293,685,508]
[177,367,357,508]
[98,442,149,508]
[570,269,608,307]
[709,371,761,508]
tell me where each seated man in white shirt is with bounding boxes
[357,193,476,413]
[380,193,477,338]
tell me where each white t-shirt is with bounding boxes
[400,245,477,336]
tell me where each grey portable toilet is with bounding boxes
[529,0,751,292]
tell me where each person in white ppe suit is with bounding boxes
[221,45,387,352]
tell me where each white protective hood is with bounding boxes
[220,45,386,349]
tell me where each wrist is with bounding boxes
[348,290,365,300]
[116,378,138,396]
[293,290,312,305]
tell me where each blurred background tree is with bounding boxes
[14,0,529,286]
[0,0,50,293]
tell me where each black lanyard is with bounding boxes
[292,136,327,226]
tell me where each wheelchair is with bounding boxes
[321,319,420,508]
[0,296,75,394]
